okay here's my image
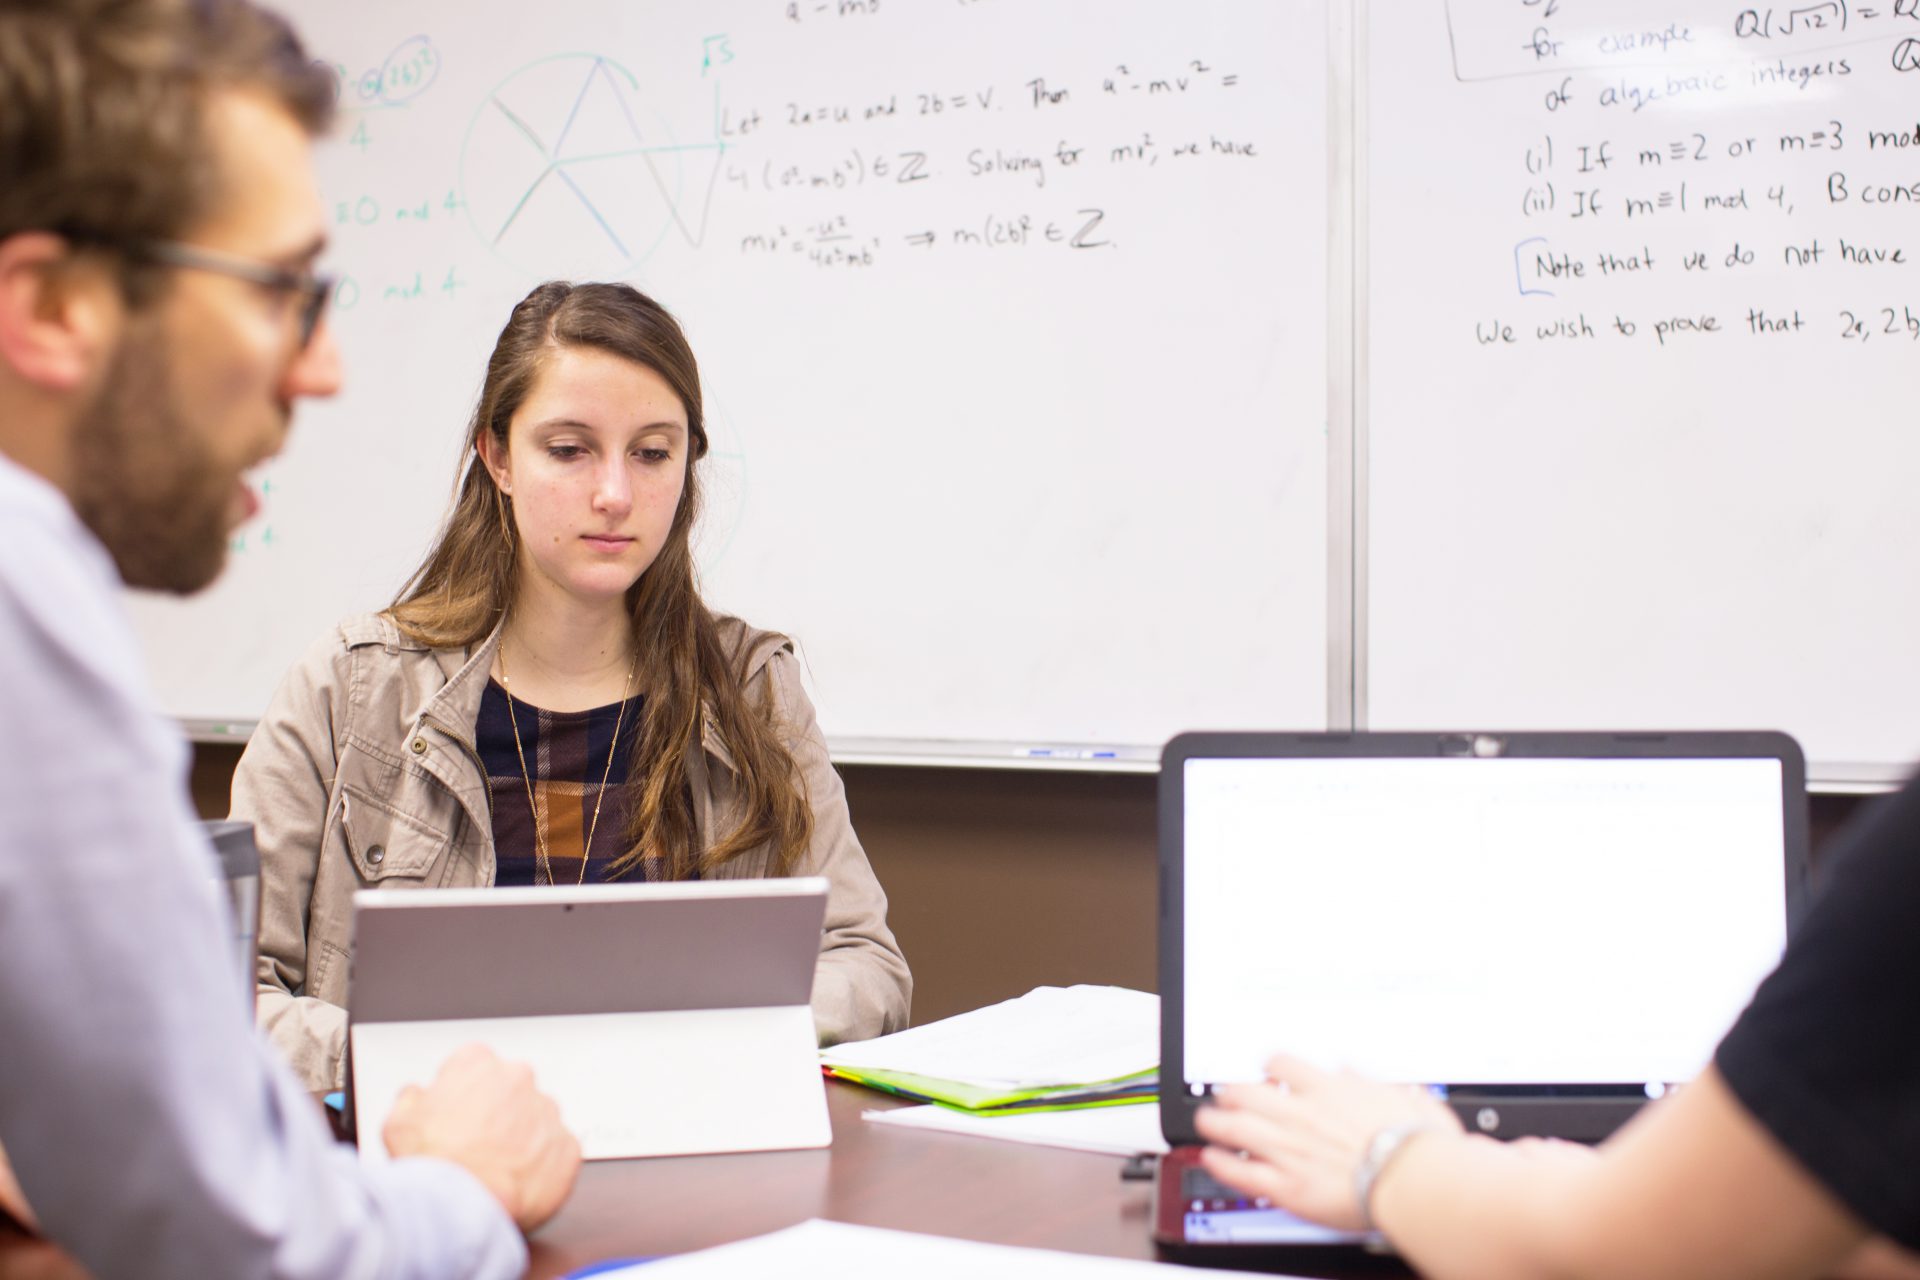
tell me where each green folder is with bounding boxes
[826,1065,1156,1114]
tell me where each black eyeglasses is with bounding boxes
[121,239,336,351]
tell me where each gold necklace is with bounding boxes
[498,636,639,886]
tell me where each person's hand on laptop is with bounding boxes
[381,1043,582,1233]
[1195,1053,1467,1230]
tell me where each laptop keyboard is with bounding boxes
[1180,1163,1270,1211]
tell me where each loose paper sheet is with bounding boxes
[588,1219,1290,1278]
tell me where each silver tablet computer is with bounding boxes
[348,877,832,1161]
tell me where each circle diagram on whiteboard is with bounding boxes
[460,52,724,278]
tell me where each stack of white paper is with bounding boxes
[820,985,1158,1093]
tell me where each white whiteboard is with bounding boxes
[1366,0,1920,785]
[127,0,1332,758]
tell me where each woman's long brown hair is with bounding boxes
[389,281,810,879]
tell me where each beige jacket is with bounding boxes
[231,612,911,1092]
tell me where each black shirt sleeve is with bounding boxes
[1715,778,1920,1251]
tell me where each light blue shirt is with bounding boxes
[0,450,526,1279]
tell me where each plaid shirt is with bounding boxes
[476,680,663,886]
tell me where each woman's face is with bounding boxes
[483,345,691,608]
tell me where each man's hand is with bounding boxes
[382,1044,581,1234]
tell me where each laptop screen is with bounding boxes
[1180,753,1790,1094]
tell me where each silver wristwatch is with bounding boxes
[1352,1122,1438,1232]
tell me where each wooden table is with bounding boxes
[525,1083,1161,1275]
[1,1083,1393,1278]
[523,1082,1399,1278]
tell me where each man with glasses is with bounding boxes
[0,1,580,1276]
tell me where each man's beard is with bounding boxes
[68,325,242,595]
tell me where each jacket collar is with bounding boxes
[417,615,505,749]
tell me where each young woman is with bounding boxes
[1195,780,1920,1280]
[233,281,911,1092]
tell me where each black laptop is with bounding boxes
[1154,731,1809,1259]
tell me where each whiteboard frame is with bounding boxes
[1331,0,1361,736]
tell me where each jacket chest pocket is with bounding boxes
[339,786,452,885]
